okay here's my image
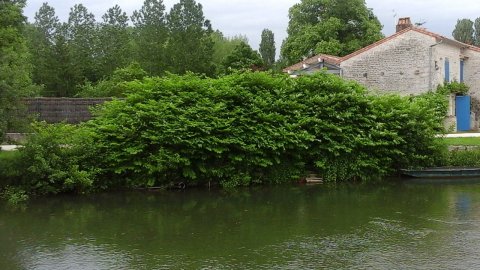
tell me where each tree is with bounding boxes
[211,30,248,74]
[26,3,85,97]
[166,0,214,75]
[280,0,383,65]
[51,22,77,97]
[76,62,147,97]
[131,0,168,75]
[98,5,132,76]
[453,19,474,44]
[259,29,275,68]
[222,41,263,72]
[29,2,60,95]
[0,0,37,138]
[474,18,480,46]
[67,4,99,95]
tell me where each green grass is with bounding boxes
[438,137,480,146]
[0,150,20,161]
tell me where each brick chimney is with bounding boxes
[396,17,413,32]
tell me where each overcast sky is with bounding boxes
[23,0,480,53]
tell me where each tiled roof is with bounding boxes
[412,27,480,53]
[283,54,341,73]
[283,27,480,72]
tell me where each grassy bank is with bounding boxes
[439,137,480,146]
[434,137,480,167]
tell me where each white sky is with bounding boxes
[23,0,480,54]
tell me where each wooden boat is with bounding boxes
[401,167,480,178]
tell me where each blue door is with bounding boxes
[460,59,464,82]
[445,58,450,82]
[456,95,471,131]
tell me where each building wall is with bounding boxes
[340,31,469,96]
[463,49,480,100]
[431,42,463,88]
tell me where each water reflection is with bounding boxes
[18,243,134,270]
[455,193,472,220]
[2,181,480,269]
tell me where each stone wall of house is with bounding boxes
[463,50,480,101]
[431,42,463,88]
[341,31,437,95]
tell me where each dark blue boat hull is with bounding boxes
[401,168,480,178]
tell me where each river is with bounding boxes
[1,179,480,269]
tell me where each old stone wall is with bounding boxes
[431,42,463,87]
[24,98,111,123]
[463,50,480,100]
[339,31,474,97]
[341,31,437,95]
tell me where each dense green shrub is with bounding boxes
[437,148,480,167]
[437,81,469,95]
[0,151,22,188]
[370,95,445,171]
[86,72,312,188]
[0,186,29,205]
[84,72,444,187]
[2,71,447,194]
[76,62,147,98]
[413,91,449,129]
[17,122,98,195]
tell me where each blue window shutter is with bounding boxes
[460,59,464,83]
[445,58,450,82]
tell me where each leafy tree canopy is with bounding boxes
[166,0,214,75]
[259,28,275,68]
[211,30,248,73]
[280,0,383,65]
[98,5,132,76]
[222,41,263,73]
[0,0,38,138]
[474,18,480,46]
[131,0,168,75]
[76,62,147,97]
[453,19,474,44]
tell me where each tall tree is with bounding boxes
[474,18,480,46]
[259,28,275,68]
[67,4,99,91]
[280,0,383,65]
[131,0,168,75]
[0,0,37,137]
[453,19,474,44]
[99,5,132,76]
[166,0,214,75]
[52,22,77,96]
[211,30,248,74]
[222,41,263,73]
[29,2,60,95]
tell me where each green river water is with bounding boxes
[1,179,480,269]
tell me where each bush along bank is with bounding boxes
[1,72,447,198]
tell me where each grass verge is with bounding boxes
[438,137,480,146]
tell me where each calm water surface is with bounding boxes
[2,180,480,269]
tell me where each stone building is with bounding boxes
[283,18,480,131]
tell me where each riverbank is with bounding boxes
[3,132,479,152]
[0,72,453,201]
